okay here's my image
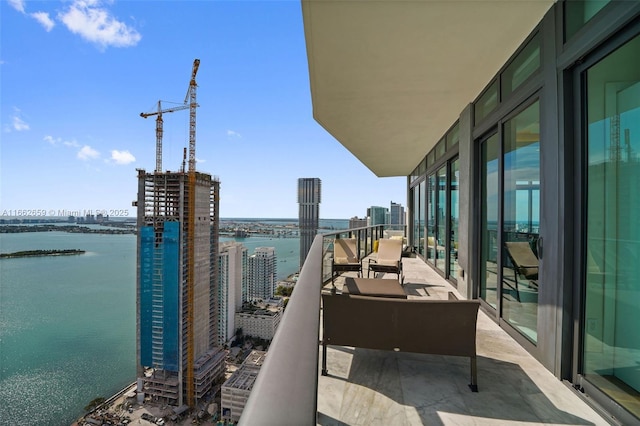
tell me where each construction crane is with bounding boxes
[186,58,200,172]
[140,101,190,173]
[185,58,199,408]
[140,58,199,173]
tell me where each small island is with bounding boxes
[0,249,86,259]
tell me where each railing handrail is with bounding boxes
[239,234,324,425]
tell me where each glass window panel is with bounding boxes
[475,81,498,124]
[435,165,447,272]
[436,138,446,159]
[480,133,499,308]
[565,0,611,41]
[584,33,640,418]
[447,123,460,150]
[412,186,420,255]
[411,158,427,183]
[418,180,425,257]
[501,101,540,344]
[427,150,435,167]
[410,167,419,183]
[502,33,541,99]
[426,175,436,264]
[450,158,460,280]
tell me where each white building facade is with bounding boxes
[246,247,277,301]
[217,241,247,346]
[235,309,282,340]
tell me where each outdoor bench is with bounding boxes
[321,291,481,391]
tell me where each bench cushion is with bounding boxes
[344,277,407,299]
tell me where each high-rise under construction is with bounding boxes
[135,170,223,408]
[135,59,225,409]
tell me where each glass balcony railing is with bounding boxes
[239,224,404,425]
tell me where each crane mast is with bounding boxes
[186,59,200,172]
[185,58,199,408]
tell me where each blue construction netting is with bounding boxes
[162,221,180,372]
[139,226,154,367]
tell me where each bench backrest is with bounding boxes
[322,294,480,357]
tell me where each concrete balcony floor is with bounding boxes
[318,257,612,426]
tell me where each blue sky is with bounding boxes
[1,0,405,219]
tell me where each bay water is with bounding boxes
[0,219,347,425]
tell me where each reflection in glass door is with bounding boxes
[427,174,436,264]
[435,166,448,271]
[501,101,540,344]
[480,134,499,308]
[450,158,460,279]
[411,180,426,257]
[418,180,425,257]
[582,33,640,419]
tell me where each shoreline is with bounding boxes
[0,249,86,259]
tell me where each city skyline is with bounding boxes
[0,0,405,219]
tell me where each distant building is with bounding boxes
[218,241,248,346]
[349,216,367,229]
[367,206,388,226]
[298,178,321,268]
[220,351,267,423]
[246,247,277,301]
[235,307,282,340]
[135,170,221,407]
[390,201,405,229]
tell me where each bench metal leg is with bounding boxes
[321,341,328,376]
[468,356,478,392]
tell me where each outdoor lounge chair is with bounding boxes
[331,238,362,284]
[367,238,404,283]
[504,241,539,302]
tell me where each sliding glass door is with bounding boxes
[480,133,499,308]
[501,101,540,344]
[450,158,460,279]
[581,32,640,419]
[426,174,436,264]
[478,100,541,343]
[435,166,448,272]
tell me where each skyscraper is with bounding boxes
[349,216,368,229]
[246,247,277,301]
[298,178,321,268]
[135,170,222,407]
[367,205,388,226]
[217,241,248,346]
[390,201,405,229]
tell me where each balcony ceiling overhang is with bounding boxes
[302,0,554,177]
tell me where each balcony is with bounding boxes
[240,230,611,425]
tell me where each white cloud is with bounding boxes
[196,157,206,164]
[227,130,242,139]
[77,145,100,160]
[31,12,55,32]
[44,135,60,145]
[8,0,25,14]
[44,135,80,147]
[110,149,136,165]
[58,0,141,49]
[12,115,29,132]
